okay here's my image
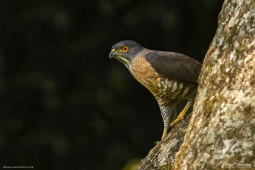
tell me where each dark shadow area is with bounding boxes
[0,0,222,169]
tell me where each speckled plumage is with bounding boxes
[130,52,198,129]
[109,40,201,140]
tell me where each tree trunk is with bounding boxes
[138,0,255,169]
[137,113,191,170]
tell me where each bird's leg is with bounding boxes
[170,99,194,127]
[161,128,168,140]
[159,104,177,140]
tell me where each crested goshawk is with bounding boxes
[109,40,201,140]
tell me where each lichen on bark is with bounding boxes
[173,0,255,169]
[137,0,255,169]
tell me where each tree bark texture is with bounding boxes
[138,0,255,169]
[137,113,191,170]
[173,0,255,169]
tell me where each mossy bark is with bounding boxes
[138,0,255,169]
[174,0,255,169]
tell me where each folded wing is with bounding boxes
[145,51,202,84]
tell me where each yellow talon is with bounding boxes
[161,128,168,140]
[170,102,192,127]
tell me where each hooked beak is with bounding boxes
[109,49,116,59]
[109,48,130,66]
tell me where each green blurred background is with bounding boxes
[0,0,222,169]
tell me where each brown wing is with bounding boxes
[145,51,202,84]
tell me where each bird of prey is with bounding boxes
[109,40,201,140]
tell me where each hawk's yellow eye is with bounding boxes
[121,46,129,52]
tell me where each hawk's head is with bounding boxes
[109,40,144,65]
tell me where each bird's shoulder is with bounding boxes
[144,51,202,84]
